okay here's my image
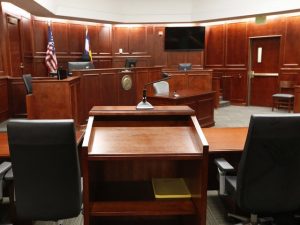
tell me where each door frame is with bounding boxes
[247,35,282,105]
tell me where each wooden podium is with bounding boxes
[82,106,209,225]
[26,76,81,125]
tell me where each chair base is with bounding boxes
[228,213,274,225]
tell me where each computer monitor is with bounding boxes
[178,63,192,71]
[68,61,95,75]
[125,58,137,68]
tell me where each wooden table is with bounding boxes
[203,127,247,152]
[0,129,85,158]
[148,89,215,127]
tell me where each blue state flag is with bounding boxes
[82,27,92,61]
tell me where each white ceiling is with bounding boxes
[4,0,300,23]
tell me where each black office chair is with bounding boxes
[215,114,300,225]
[0,162,12,225]
[22,74,32,94]
[7,119,82,225]
[0,162,11,201]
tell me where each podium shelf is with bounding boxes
[90,200,196,216]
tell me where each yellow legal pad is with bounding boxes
[152,178,191,199]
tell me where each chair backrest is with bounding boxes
[7,119,81,221]
[279,80,295,94]
[22,74,32,94]
[153,81,169,94]
[236,114,300,214]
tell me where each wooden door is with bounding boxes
[249,37,280,106]
[6,15,23,76]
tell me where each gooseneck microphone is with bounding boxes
[136,73,170,110]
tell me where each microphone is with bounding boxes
[136,73,170,110]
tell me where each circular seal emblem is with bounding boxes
[121,75,132,91]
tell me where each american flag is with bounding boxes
[45,23,58,73]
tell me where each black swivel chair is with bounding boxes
[22,74,32,94]
[7,119,82,225]
[0,162,12,225]
[215,114,300,224]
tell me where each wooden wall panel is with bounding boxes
[0,4,7,75]
[152,26,167,67]
[99,25,112,55]
[248,17,286,37]
[8,78,27,117]
[33,59,48,76]
[187,51,204,68]
[32,19,47,55]
[112,27,130,55]
[68,23,84,56]
[205,24,225,67]
[88,25,100,55]
[0,78,9,121]
[129,26,148,55]
[167,52,186,68]
[21,16,33,75]
[52,22,68,56]
[280,69,300,83]
[225,22,247,67]
[6,15,22,76]
[282,16,300,68]
[21,16,33,56]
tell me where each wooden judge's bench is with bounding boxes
[25,67,216,127]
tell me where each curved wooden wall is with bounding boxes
[2,3,300,118]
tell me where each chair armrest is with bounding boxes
[214,158,235,195]
[0,162,11,178]
[0,162,12,199]
[4,168,13,181]
[214,158,235,172]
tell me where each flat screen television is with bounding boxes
[125,58,137,68]
[68,61,95,75]
[164,26,205,51]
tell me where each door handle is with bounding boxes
[248,71,254,79]
[20,63,24,69]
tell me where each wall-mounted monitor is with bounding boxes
[68,61,95,75]
[125,58,137,68]
[164,26,205,51]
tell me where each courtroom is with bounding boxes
[0,1,300,225]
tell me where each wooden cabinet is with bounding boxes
[82,106,208,225]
